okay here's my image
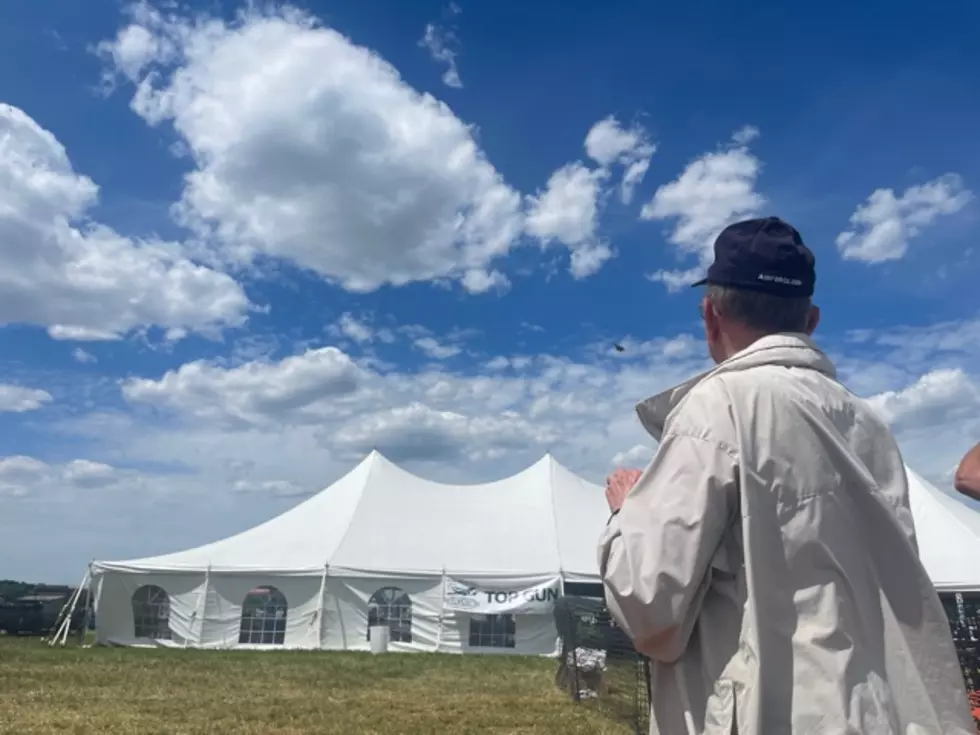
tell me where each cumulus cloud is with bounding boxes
[525,162,612,278]
[122,346,365,427]
[584,116,656,204]
[0,385,53,413]
[640,126,765,291]
[836,174,972,263]
[0,103,250,340]
[90,317,980,496]
[867,368,980,434]
[102,328,710,485]
[97,4,528,295]
[525,115,654,278]
[326,313,396,346]
[331,402,555,463]
[413,336,462,360]
[0,456,129,495]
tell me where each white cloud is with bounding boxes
[0,456,128,495]
[836,174,972,263]
[48,326,120,342]
[863,366,980,494]
[611,444,653,467]
[63,459,125,489]
[525,116,653,279]
[0,103,250,340]
[98,330,708,488]
[413,336,462,360]
[95,7,178,84]
[460,268,510,294]
[122,346,365,427]
[98,6,530,295]
[101,333,707,483]
[0,385,53,413]
[525,163,612,278]
[331,402,555,463]
[584,116,656,204]
[866,368,980,433]
[731,125,760,146]
[419,20,462,89]
[232,478,310,498]
[71,348,97,364]
[327,313,396,346]
[640,126,765,291]
[335,313,374,344]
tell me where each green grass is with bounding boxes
[0,637,631,734]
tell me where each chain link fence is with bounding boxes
[555,588,980,734]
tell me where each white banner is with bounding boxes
[442,577,561,614]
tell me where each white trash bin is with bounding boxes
[369,625,390,654]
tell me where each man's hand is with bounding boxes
[606,468,643,513]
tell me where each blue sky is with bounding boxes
[0,0,978,582]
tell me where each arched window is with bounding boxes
[367,586,412,643]
[239,586,288,645]
[131,585,171,640]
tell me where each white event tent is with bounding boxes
[90,451,608,654]
[86,452,980,654]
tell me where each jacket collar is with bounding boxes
[635,333,837,441]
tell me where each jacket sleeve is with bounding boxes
[598,430,738,663]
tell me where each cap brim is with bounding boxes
[690,278,708,288]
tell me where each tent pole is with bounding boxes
[435,568,446,653]
[54,571,86,646]
[556,574,566,657]
[48,588,77,646]
[77,562,94,645]
[315,563,328,650]
[54,567,89,647]
[47,573,84,644]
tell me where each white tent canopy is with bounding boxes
[906,468,980,592]
[89,452,980,653]
[96,451,607,581]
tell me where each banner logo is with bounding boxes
[442,577,561,614]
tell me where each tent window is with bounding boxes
[131,584,172,640]
[239,586,288,645]
[367,586,412,643]
[469,613,516,649]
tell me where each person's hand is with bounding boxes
[605,468,643,513]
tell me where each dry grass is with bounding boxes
[0,637,630,734]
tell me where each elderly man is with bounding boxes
[599,217,974,734]
[955,443,980,501]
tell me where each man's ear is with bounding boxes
[805,305,821,335]
[703,298,725,344]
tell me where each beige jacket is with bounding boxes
[599,334,974,734]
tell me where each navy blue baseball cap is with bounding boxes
[692,216,816,298]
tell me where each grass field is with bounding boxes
[0,637,632,734]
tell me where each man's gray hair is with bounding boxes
[706,284,811,334]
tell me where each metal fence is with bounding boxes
[553,591,650,734]
[555,589,980,734]
[941,592,980,731]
